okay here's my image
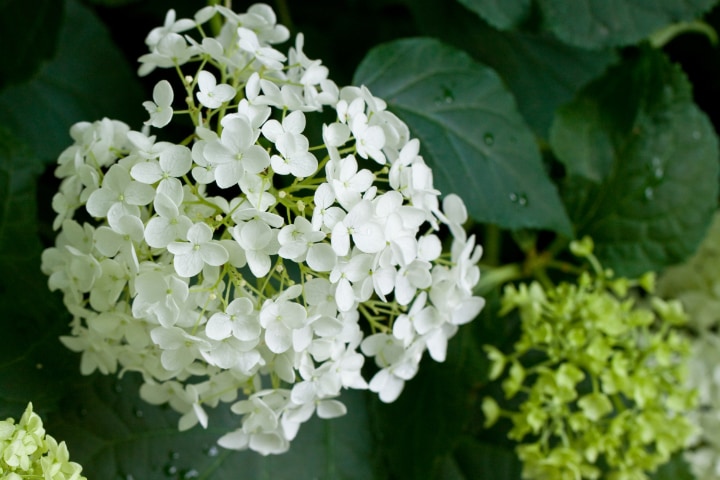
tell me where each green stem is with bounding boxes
[274,0,293,32]
[474,263,524,295]
[483,224,502,266]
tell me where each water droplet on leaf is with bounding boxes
[692,130,702,140]
[134,407,144,418]
[509,192,528,206]
[205,445,219,457]
[435,86,454,105]
[483,133,494,146]
[644,187,654,200]
[164,464,178,477]
[169,451,180,460]
[182,469,200,479]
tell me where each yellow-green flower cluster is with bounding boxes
[0,403,85,480]
[483,238,696,480]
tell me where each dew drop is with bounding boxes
[169,451,180,461]
[644,187,654,200]
[134,408,144,418]
[435,86,454,105]
[509,192,528,206]
[692,130,702,140]
[164,464,178,477]
[483,133,495,146]
[182,469,200,479]
[205,445,219,457]
[653,167,664,179]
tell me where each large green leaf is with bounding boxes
[456,0,530,30]
[0,0,144,162]
[0,129,77,418]
[552,48,719,277]
[353,37,572,235]
[48,372,377,480]
[407,0,618,139]
[370,317,489,480]
[537,0,718,49]
[0,0,64,88]
[442,437,522,480]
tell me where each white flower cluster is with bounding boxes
[41,4,484,455]
[657,213,720,479]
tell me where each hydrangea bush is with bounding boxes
[40,3,484,455]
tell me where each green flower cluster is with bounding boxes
[0,403,85,480]
[483,238,696,480]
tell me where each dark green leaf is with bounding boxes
[0,0,144,162]
[407,0,618,138]
[370,319,488,480]
[353,37,572,235]
[537,0,718,49]
[455,0,530,30]
[49,372,377,480]
[552,48,719,276]
[446,437,522,480]
[0,128,77,418]
[0,0,64,88]
[84,0,141,5]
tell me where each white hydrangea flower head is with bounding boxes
[41,3,485,456]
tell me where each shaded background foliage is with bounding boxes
[2,0,720,478]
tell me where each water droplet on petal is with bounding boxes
[483,133,494,146]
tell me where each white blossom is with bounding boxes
[42,2,484,458]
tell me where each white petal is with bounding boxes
[317,400,346,419]
[206,313,232,340]
[306,244,336,272]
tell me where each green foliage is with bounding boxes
[456,0,531,30]
[407,0,619,138]
[0,129,77,418]
[553,48,719,277]
[0,0,144,161]
[537,0,718,48]
[47,373,376,479]
[354,37,573,235]
[0,0,64,88]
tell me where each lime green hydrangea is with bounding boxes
[0,403,86,480]
[657,213,720,479]
[484,237,696,480]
